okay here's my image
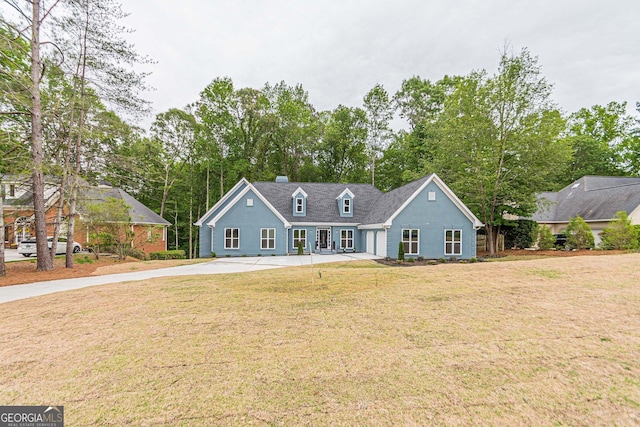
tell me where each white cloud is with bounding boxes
[121,0,640,128]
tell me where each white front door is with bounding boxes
[376,230,387,257]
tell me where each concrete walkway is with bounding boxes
[0,253,380,304]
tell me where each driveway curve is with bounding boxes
[0,253,380,304]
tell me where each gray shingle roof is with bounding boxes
[362,175,434,224]
[533,176,640,222]
[252,174,436,225]
[82,187,170,226]
[252,181,384,224]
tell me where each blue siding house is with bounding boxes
[195,174,483,259]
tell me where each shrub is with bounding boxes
[211,252,216,258]
[297,240,304,255]
[537,225,556,250]
[149,250,186,260]
[127,248,147,260]
[469,257,478,263]
[75,255,94,264]
[504,219,538,249]
[397,241,405,261]
[407,257,414,263]
[599,211,638,250]
[564,216,594,250]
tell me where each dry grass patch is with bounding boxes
[1,255,639,425]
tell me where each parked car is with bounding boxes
[17,237,82,257]
[553,233,568,249]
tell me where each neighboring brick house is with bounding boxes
[2,176,169,254]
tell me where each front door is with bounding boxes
[317,228,331,250]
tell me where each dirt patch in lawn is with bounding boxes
[0,255,208,287]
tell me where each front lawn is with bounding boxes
[1,255,639,425]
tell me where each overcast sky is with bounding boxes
[122,0,640,129]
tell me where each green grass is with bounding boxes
[1,254,639,425]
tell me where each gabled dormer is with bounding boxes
[292,187,308,217]
[336,188,354,218]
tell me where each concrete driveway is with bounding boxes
[4,249,25,262]
[0,252,380,304]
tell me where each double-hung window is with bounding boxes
[445,229,462,255]
[340,229,354,250]
[293,229,307,250]
[225,228,239,249]
[295,197,304,213]
[402,229,419,255]
[261,228,276,250]
[343,198,351,214]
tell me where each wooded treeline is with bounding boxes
[2,1,639,270]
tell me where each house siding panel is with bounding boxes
[288,226,314,253]
[198,182,249,258]
[387,182,477,259]
[212,189,286,256]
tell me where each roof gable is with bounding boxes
[207,184,291,228]
[365,174,482,228]
[194,178,250,226]
[292,187,308,198]
[336,188,355,200]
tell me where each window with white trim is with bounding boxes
[293,229,307,249]
[225,228,239,249]
[295,197,304,213]
[445,229,462,255]
[340,229,354,249]
[261,228,275,250]
[343,198,351,214]
[402,228,419,255]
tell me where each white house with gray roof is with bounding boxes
[531,175,640,246]
[195,174,483,259]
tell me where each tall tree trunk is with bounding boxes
[220,157,224,199]
[50,180,65,260]
[188,161,193,259]
[205,162,210,209]
[30,0,53,271]
[66,1,90,268]
[174,200,179,250]
[371,152,375,186]
[159,166,174,218]
[486,224,496,256]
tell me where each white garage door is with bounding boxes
[366,231,375,254]
[376,230,387,257]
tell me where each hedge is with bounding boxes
[149,250,186,260]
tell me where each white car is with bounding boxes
[17,237,82,257]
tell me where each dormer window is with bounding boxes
[292,187,307,217]
[336,188,354,218]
